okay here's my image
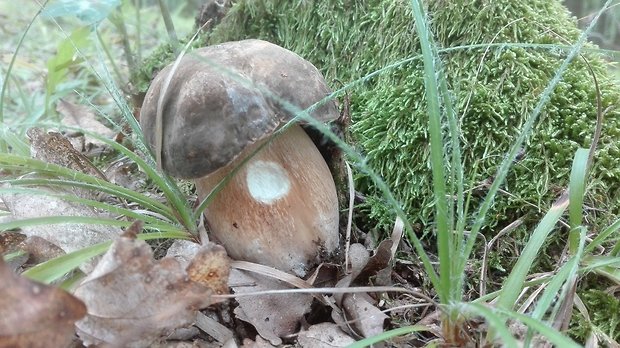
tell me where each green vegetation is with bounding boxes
[0,0,198,280]
[199,1,620,343]
[2,0,620,345]
[571,288,620,341]
[205,0,620,234]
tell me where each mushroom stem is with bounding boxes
[194,124,339,277]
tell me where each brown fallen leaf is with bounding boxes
[341,292,388,338]
[187,244,230,295]
[297,323,355,347]
[195,312,234,344]
[0,232,28,271]
[0,257,86,348]
[230,268,313,346]
[0,188,122,273]
[0,231,30,273]
[333,243,369,306]
[356,238,394,285]
[0,231,26,254]
[74,235,229,347]
[18,236,66,266]
[56,98,116,154]
[332,243,389,338]
[241,335,276,348]
[26,127,109,202]
[27,127,107,182]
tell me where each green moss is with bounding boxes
[201,0,620,235]
[130,42,176,95]
[130,33,210,96]
[569,289,620,342]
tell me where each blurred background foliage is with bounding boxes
[0,0,198,129]
[565,0,620,51]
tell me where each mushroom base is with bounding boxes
[195,124,339,277]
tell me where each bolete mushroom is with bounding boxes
[140,39,340,277]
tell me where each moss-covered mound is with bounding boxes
[205,0,620,233]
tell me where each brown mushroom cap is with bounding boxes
[139,39,339,179]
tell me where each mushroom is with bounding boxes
[140,39,340,277]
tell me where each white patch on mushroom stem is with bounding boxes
[246,160,291,204]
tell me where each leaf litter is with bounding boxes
[0,111,411,346]
[74,227,230,347]
[26,127,108,184]
[56,98,117,157]
[1,127,122,272]
[0,257,86,348]
[0,189,122,273]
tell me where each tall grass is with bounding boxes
[0,1,197,282]
[0,0,619,346]
[405,0,616,345]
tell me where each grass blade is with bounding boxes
[524,226,586,346]
[497,308,581,348]
[346,325,429,348]
[23,241,111,283]
[409,0,451,304]
[496,193,569,310]
[568,148,589,253]
[586,217,620,254]
[22,231,190,283]
[70,127,196,231]
[0,128,29,156]
[465,303,519,348]
[0,186,181,232]
[0,216,132,231]
[0,154,176,220]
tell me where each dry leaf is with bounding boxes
[356,239,393,285]
[195,312,234,344]
[0,188,122,273]
[0,231,26,253]
[241,335,275,348]
[334,243,369,305]
[57,98,116,152]
[27,127,108,201]
[230,269,313,346]
[342,292,388,338]
[187,245,230,295]
[27,127,107,182]
[74,236,229,347]
[166,239,203,267]
[19,236,66,265]
[104,159,145,191]
[0,231,29,272]
[0,231,28,271]
[297,323,355,347]
[0,257,86,348]
[165,326,200,341]
[332,243,389,338]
